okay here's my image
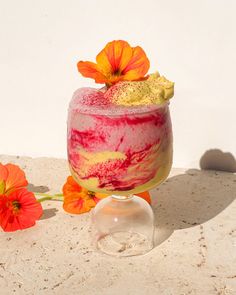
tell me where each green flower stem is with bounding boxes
[35,192,64,202]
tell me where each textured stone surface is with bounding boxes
[0,155,235,295]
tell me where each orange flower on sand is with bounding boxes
[63,176,107,214]
[0,163,42,232]
[77,40,150,86]
[0,188,43,232]
[63,176,151,214]
[0,163,28,195]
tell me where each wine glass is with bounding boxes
[67,88,173,257]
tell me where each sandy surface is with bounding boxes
[0,155,235,295]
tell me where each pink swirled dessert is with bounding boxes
[68,40,174,195]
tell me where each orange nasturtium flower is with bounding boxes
[77,40,150,86]
[63,176,108,214]
[0,163,28,195]
[62,176,151,214]
[0,189,43,232]
[0,163,43,232]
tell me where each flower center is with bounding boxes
[12,200,21,213]
[87,191,95,198]
[113,69,121,76]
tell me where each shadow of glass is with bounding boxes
[152,169,236,246]
[200,149,236,173]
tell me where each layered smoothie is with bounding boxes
[67,73,174,195]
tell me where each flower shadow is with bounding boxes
[40,208,58,220]
[27,183,50,193]
[151,169,236,246]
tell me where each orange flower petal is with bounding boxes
[77,61,108,84]
[96,40,133,74]
[62,176,82,197]
[94,192,109,200]
[63,196,96,214]
[4,164,28,194]
[63,198,84,214]
[136,191,151,204]
[0,163,8,181]
[122,46,150,80]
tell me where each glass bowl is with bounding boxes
[67,88,173,256]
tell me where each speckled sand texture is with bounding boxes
[0,155,235,295]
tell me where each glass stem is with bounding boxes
[111,194,133,200]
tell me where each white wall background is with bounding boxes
[0,0,235,168]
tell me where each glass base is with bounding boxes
[91,194,154,257]
[97,231,153,257]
